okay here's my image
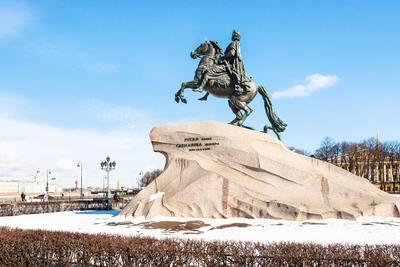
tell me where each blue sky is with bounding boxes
[0,0,399,187]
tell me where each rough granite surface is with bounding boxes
[121,121,400,220]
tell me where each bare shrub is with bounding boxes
[0,227,400,266]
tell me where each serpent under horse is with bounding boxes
[174,40,287,140]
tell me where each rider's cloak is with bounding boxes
[224,40,245,77]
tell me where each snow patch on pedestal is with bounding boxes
[149,192,165,202]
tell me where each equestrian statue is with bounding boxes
[175,30,287,140]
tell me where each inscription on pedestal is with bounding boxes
[176,137,220,151]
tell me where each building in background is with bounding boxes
[324,137,400,193]
[0,170,63,195]
[328,156,399,193]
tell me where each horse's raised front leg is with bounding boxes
[175,80,199,104]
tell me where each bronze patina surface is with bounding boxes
[175,30,286,140]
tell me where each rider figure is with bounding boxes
[197,30,249,100]
[221,30,249,95]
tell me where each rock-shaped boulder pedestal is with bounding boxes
[121,121,400,220]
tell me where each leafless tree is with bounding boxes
[139,169,163,188]
[313,136,400,185]
[314,137,336,160]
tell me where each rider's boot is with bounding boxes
[234,84,244,95]
[240,76,251,93]
[193,74,208,93]
[242,81,251,92]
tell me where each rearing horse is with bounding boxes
[175,40,287,140]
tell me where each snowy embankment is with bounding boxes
[0,210,399,245]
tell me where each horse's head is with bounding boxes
[190,40,210,59]
[190,40,221,60]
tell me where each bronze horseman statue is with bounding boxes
[175,30,287,140]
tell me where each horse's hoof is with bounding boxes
[229,121,241,126]
[175,95,180,103]
[182,98,187,104]
[245,108,253,116]
[242,125,255,130]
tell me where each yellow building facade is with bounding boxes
[328,159,400,193]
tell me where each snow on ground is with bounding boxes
[0,210,400,245]
[148,192,165,201]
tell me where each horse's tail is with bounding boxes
[257,85,287,136]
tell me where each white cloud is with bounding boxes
[56,158,76,171]
[0,5,31,40]
[0,4,117,74]
[272,73,339,99]
[0,93,164,188]
[0,115,164,188]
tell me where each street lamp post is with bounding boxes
[100,156,116,199]
[77,161,83,199]
[46,169,51,195]
[138,171,143,189]
[103,175,106,197]
[35,169,40,183]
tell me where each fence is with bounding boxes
[0,199,114,217]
